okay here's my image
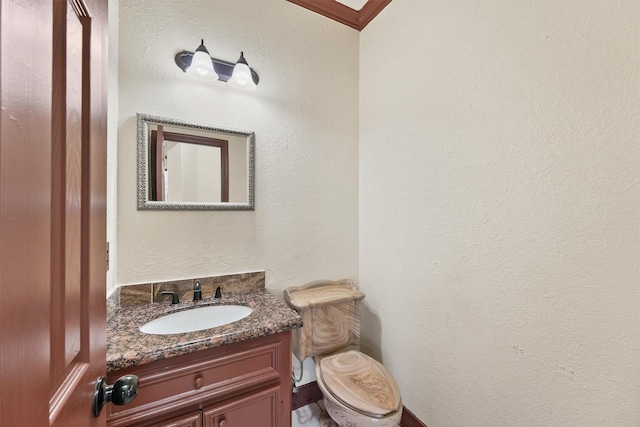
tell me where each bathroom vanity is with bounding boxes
[106,287,302,427]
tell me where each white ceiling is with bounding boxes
[334,0,369,11]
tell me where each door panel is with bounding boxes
[51,0,84,388]
[0,0,108,425]
[63,2,83,368]
[50,0,88,420]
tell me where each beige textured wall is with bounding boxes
[111,1,640,424]
[359,1,639,426]
[115,0,359,293]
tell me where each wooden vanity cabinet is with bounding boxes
[106,331,292,427]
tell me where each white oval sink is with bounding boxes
[140,305,252,335]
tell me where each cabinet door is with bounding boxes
[154,412,202,427]
[203,385,281,427]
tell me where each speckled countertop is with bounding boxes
[107,289,302,372]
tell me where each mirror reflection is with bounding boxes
[137,114,254,210]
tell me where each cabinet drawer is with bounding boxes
[107,334,286,426]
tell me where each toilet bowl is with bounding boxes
[284,280,403,427]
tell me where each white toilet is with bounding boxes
[284,280,402,427]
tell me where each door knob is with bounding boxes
[92,375,139,417]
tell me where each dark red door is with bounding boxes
[0,0,108,425]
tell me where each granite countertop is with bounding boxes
[107,289,302,372]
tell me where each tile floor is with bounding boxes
[291,401,327,427]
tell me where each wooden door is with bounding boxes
[0,0,108,426]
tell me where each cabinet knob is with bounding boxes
[194,374,204,389]
[219,419,227,427]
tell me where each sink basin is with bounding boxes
[139,305,252,335]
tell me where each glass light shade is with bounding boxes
[228,52,257,90]
[186,41,218,80]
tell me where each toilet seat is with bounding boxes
[318,350,401,418]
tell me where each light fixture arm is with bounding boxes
[175,51,260,85]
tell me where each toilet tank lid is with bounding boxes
[284,279,365,310]
[319,350,401,417]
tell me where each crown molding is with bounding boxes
[287,0,392,31]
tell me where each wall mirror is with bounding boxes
[137,113,254,210]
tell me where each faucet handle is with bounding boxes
[214,286,222,299]
[160,291,180,305]
[193,280,203,301]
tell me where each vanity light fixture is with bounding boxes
[175,40,259,89]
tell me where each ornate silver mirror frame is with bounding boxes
[137,113,255,211]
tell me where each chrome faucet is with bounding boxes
[193,281,203,301]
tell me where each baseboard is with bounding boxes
[400,406,428,427]
[292,381,324,410]
[291,381,427,426]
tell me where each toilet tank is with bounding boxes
[284,280,365,361]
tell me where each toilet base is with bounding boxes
[319,410,338,427]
